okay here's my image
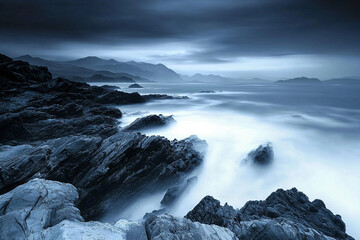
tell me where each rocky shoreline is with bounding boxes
[0,54,354,239]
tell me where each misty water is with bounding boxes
[93,82,360,238]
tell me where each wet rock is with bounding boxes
[145,214,237,240]
[160,176,198,207]
[243,142,274,166]
[0,133,207,220]
[122,114,175,132]
[186,188,354,240]
[129,83,143,88]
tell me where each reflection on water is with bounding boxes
[94,82,360,238]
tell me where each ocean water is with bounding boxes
[93,82,360,238]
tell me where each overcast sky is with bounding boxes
[0,0,359,79]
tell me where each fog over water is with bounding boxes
[94,82,360,238]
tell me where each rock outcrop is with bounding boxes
[129,83,143,88]
[186,188,354,240]
[0,54,206,220]
[122,114,175,132]
[0,178,147,240]
[0,133,206,219]
[243,142,274,166]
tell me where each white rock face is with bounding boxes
[0,178,146,240]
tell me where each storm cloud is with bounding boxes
[0,0,359,77]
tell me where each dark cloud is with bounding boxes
[0,0,359,62]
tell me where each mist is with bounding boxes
[93,81,360,238]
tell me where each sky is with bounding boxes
[0,0,359,79]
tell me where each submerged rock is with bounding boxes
[129,83,143,88]
[122,114,175,132]
[145,214,237,240]
[161,176,198,207]
[243,142,274,166]
[186,188,354,240]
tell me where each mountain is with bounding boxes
[64,57,182,82]
[184,73,230,82]
[15,55,153,83]
[276,77,321,84]
[323,78,360,84]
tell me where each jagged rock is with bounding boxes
[129,83,143,88]
[0,55,52,90]
[185,196,237,226]
[243,142,274,166]
[122,114,175,132]
[160,176,198,207]
[0,55,184,144]
[186,188,354,240]
[0,133,207,220]
[0,178,147,240]
[145,214,237,240]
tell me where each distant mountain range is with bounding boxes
[14,55,360,85]
[276,77,360,84]
[16,55,181,83]
[180,73,270,83]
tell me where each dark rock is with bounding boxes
[185,196,237,227]
[143,94,189,101]
[0,133,207,220]
[200,90,215,93]
[129,83,143,88]
[160,176,198,207]
[100,84,120,90]
[97,91,145,105]
[244,142,274,166]
[186,188,354,240]
[122,114,175,132]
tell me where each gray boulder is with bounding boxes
[145,214,237,240]
[0,178,147,240]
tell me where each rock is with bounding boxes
[243,142,274,166]
[185,196,237,227]
[143,94,189,101]
[97,91,145,105]
[100,84,120,90]
[0,178,147,240]
[186,188,354,240]
[129,83,143,88]
[160,176,198,207]
[200,90,215,93]
[0,133,207,220]
[122,114,175,132]
[0,178,83,239]
[145,214,237,240]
